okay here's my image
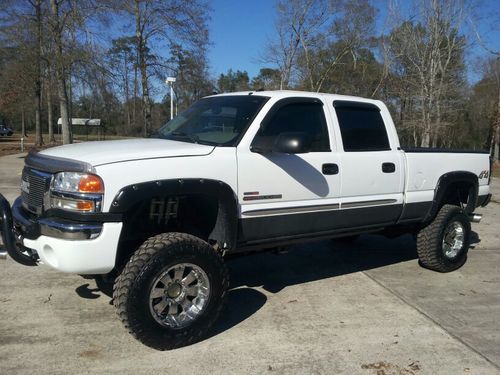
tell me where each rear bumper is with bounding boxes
[477,193,492,207]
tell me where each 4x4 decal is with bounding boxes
[478,170,489,179]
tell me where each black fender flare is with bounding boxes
[425,171,479,221]
[109,178,239,251]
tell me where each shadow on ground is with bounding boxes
[74,233,429,342]
[226,233,419,294]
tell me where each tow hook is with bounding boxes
[469,213,482,223]
[0,194,38,266]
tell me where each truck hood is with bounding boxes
[39,138,215,167]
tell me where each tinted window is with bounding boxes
[335,103,390,152]
[155,95,269,146]
[253,101,330,152]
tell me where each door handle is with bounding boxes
[382,162,396,173]
[322,163,339,175]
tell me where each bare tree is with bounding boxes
[48,0,72,144]
[483,58,500,162]
[261,0,313,89]
[109,37,136,133]
[45,67,56,143]
[263,0,375,92]
[32,0,43,146]
[0,0,45,144]
[471,19,500,161]
[118,0,210,136]
[385,0,469,147]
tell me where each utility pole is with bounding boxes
[166,77,176,120]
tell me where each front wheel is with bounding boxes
[416,204,471,272]
[113,232,229,350]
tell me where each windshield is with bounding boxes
[154,95,269,146]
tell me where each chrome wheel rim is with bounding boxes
[149,263,210,329]
[442,221,465,259]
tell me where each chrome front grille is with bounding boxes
[21,168,52,214]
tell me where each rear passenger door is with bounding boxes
[331,100,405,224]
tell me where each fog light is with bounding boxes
[51,197,95,212]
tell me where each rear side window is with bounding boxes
[253,101,330,152]
[334,101,390,152]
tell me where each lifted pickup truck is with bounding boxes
[0,91,492,350]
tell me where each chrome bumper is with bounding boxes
[1,194,106,266]
[11,197,103,241]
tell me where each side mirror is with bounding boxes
[273,132,312,154]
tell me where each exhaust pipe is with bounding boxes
[0,248,7,260]
[469,213,482,223]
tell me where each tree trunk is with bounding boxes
[420,86,431,147]
[34,0,43,146]
[133,51,138,130]
[124,52,131,134]
[46,74,55,143]
[494,123,499,163]
[49,0,72,144]
[489,89,500,162]
[134,0,151,137]
[21,109,26,137]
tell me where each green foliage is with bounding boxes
[217,69,250,93]
[251,68,282,91]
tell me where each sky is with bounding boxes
[208,0,500,83]
[208,0,276,79]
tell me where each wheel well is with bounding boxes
[114,193,233,271]
[440,182,475,211]
[427,172,478,222]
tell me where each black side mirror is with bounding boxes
[273,132,311,154]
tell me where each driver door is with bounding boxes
[236,97,341,242]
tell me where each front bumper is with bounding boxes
[12,197,103,240]
[23,222,122,274]
[1,194,123,274]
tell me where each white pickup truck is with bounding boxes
[0,90,492,350]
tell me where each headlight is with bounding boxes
[50,172,104,212]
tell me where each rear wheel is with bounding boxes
[416,204,471,272]
[113,232,229,350]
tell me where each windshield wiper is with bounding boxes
[169,131,199,144]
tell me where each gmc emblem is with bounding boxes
[21,180,30,194]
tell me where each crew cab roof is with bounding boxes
[207,90,384,107]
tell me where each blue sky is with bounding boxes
[208,0,276,79]
[208,0,500,82]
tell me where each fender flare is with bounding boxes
[425,171,478,221]
[109,178,239,251]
